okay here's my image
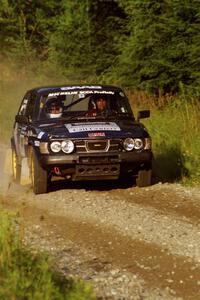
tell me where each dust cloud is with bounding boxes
[0,60,67,141]
[0,145,12,194]
[0,60,66,194]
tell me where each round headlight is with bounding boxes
[61,140,74,154]
[134,138,144,150]
[123,138,135,151]
[50,141,61,153]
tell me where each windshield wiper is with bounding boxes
[105,112,133,119]
[67,113,90,121]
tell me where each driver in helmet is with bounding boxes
[87,96,107,117]
[46,98,63,118]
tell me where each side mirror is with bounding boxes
[137,110,150,121]
[15,115,29,124]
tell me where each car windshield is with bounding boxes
[37,89,134,121]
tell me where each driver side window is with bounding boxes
[19,94,29,116]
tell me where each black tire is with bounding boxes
[30,148,48,194]
[136,169,152,187]
[12,148,21,183]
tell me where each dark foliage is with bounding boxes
[0,0,200,95]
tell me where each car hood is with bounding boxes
[37,119,149,140]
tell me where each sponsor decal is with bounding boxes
[20,125,28,134]
[88,132,105,137]
[60,86,102,90]
[37,131,45,139]
[48,90,114,97]
[65,122,121,133]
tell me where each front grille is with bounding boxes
[86,140,109,152]
[79,155,119,164]
[75,140,86,152]
[75,139,121,153]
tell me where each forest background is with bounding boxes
[1,0,200,184]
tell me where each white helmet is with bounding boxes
[46,98,63,118]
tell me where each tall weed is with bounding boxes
[141,95,200,185]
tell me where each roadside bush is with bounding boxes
[0,208,96,300]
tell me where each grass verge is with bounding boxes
[0,207,96,300]
[138,94,200,186]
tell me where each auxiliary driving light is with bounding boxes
[50,141,61,153]
[61,140,74,154]
[123,138,135,151]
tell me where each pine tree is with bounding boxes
[0,0,62,63]
[114,0,200,95]
[48,0,125,80]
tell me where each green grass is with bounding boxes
[141,96,200,186]
[0,208,96,300]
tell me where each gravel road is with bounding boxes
[1,147,200,299]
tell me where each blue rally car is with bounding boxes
[11,84,152,194]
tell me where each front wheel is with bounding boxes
[30,148,48,194]
[12,148,21,183]
[136,169,152,187]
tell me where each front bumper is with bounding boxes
[39,150,152,165]
[38,150,152,180]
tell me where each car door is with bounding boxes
[14,92,34,159]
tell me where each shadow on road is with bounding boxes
[48,177,135,193]
[152,144,189,184]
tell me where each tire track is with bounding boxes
[20,187,200,263]
[112,186,200,225]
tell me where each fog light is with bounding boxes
[134,138,144,150]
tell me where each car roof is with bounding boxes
[28,84,123,95]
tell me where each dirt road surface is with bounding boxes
[1,146,200,299]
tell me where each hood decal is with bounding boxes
[65,122,121,133]
[88,132,105,137]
